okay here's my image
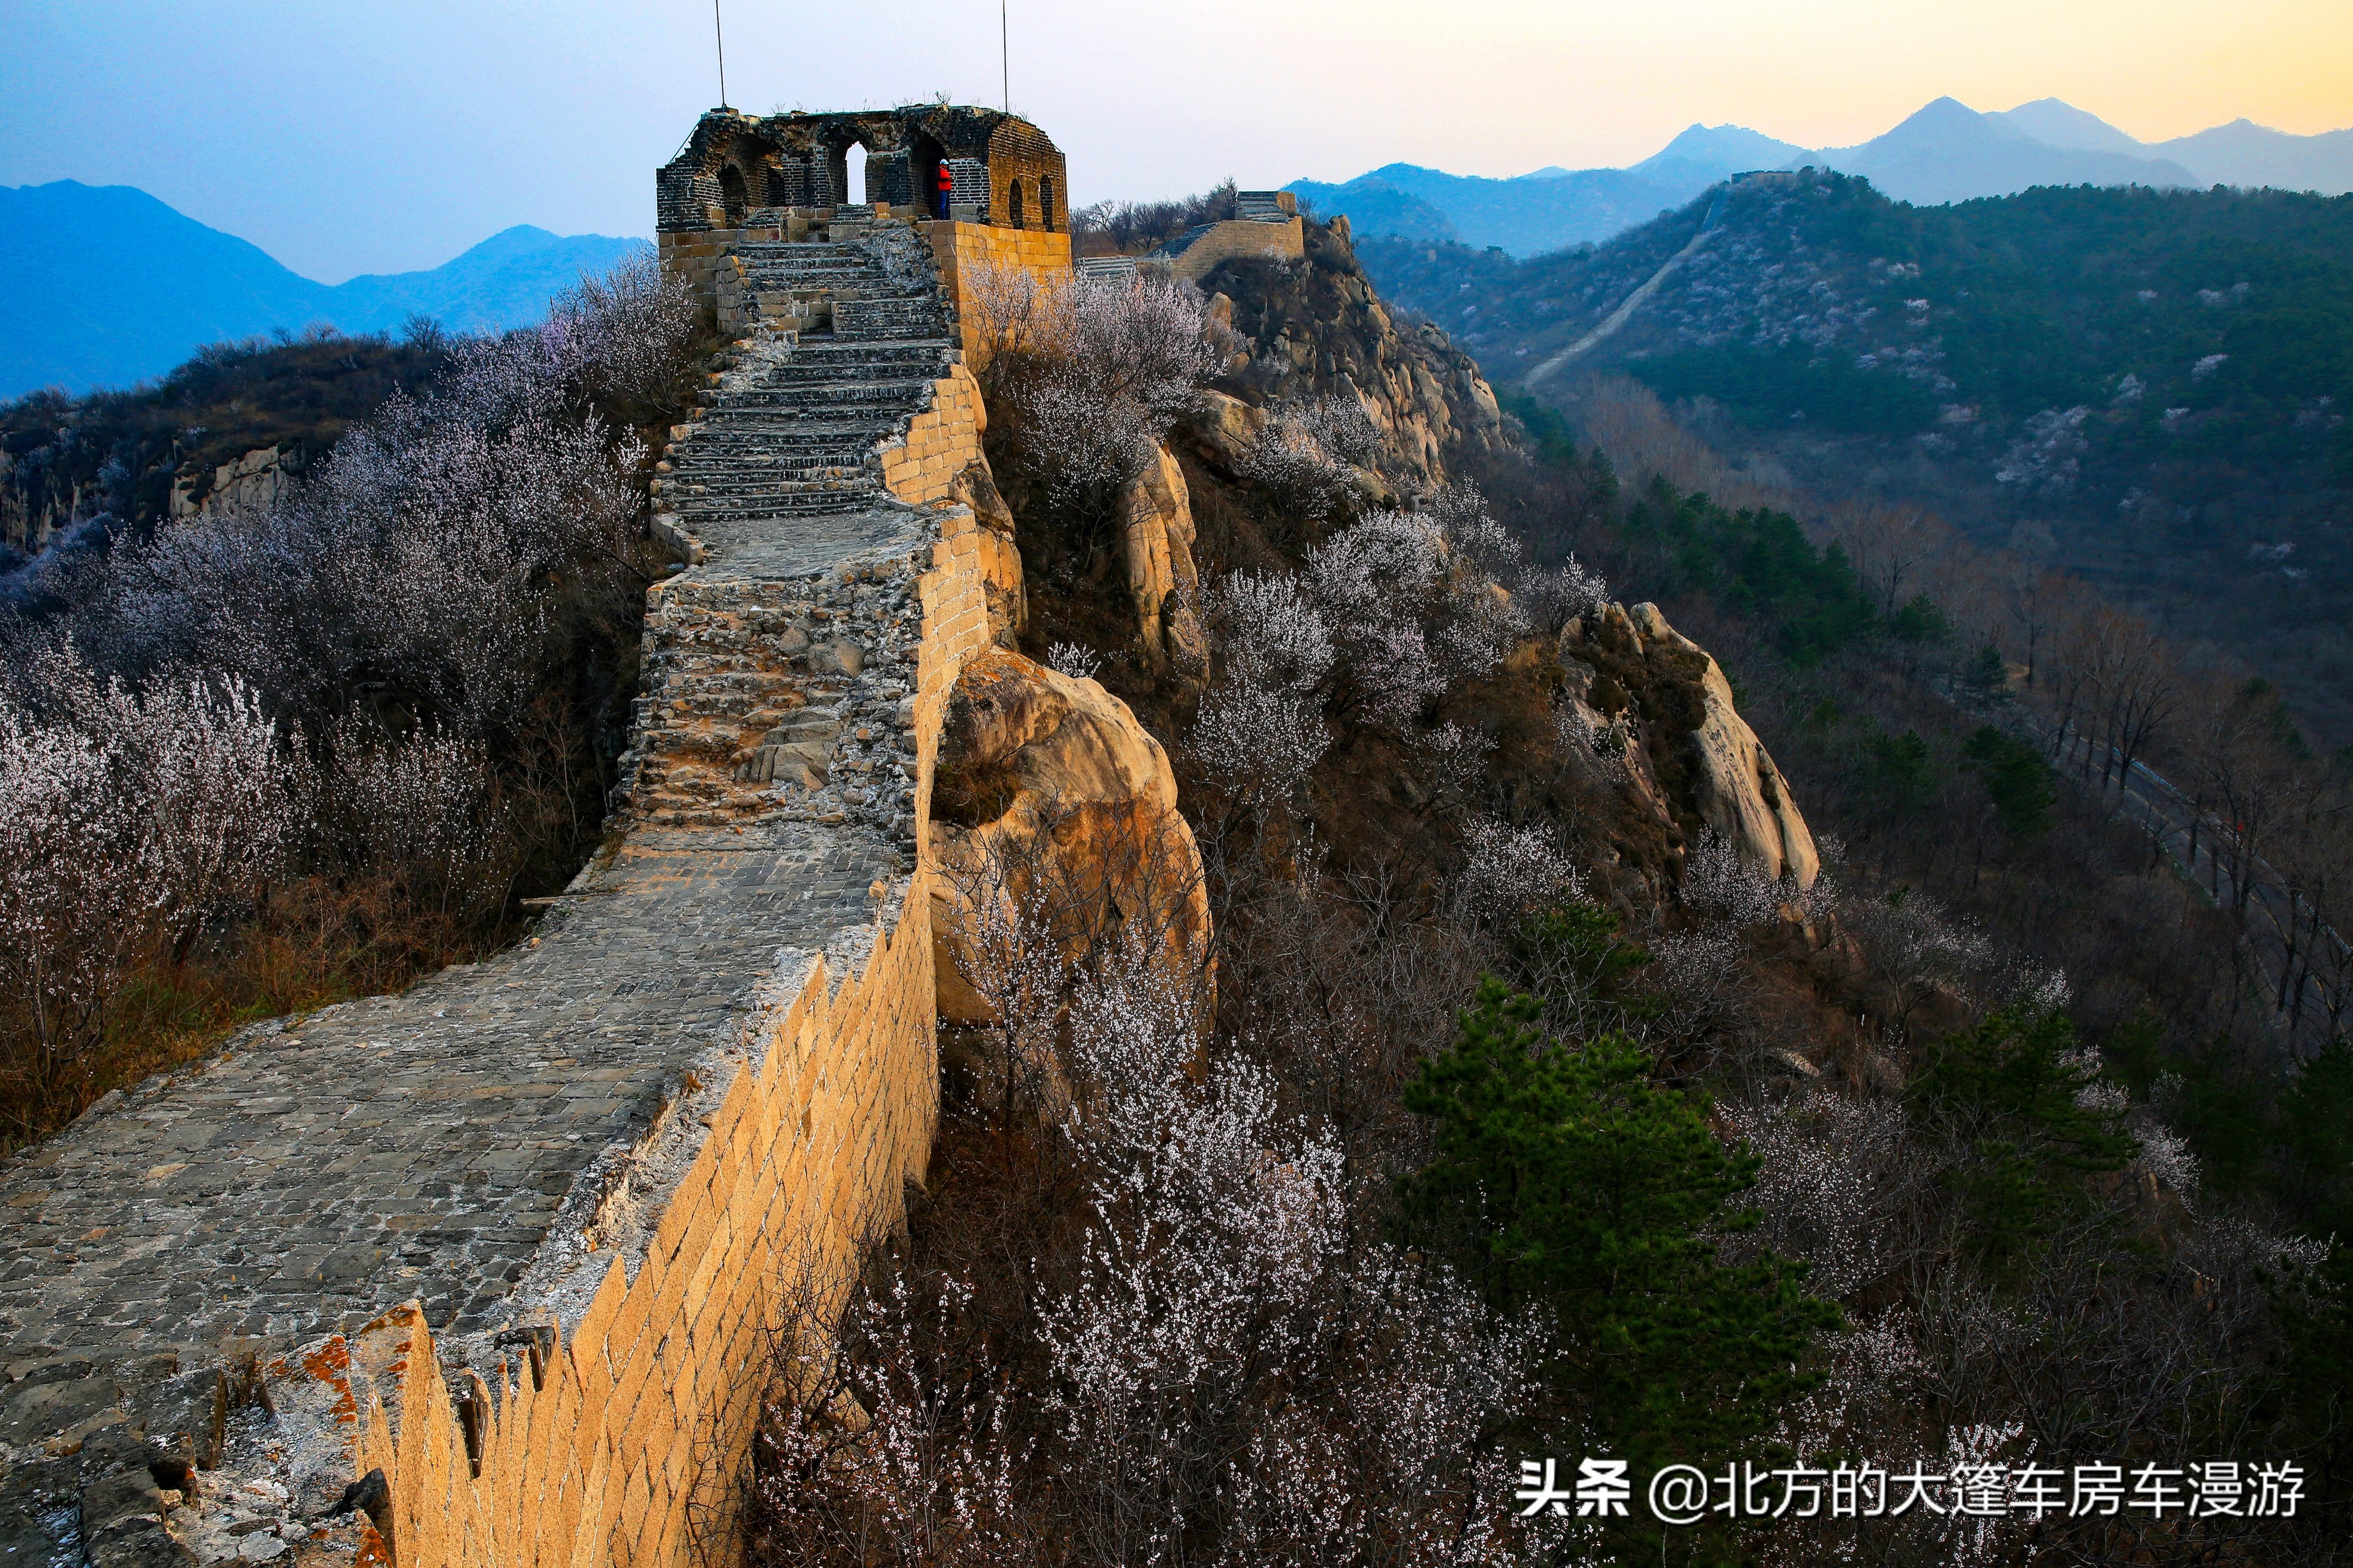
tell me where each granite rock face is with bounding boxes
[929,648,1211,1025]
[1625,602,1819,888]
[1559,600,1819,890]
[1114,441,1208,678]
[1192,217,1507,500]
[948,457,1027,646]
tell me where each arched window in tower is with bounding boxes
[1008,179,1026,230]
[1040,175,1056,231]
[718,165,748,227]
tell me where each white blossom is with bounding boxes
[972,264,1222,495]
[2133,1119,2199,1197]
[1679,829,1790,928]
[1045,641,1103,682]
[1452,817,1583,923]
[1236,396,1383,520]
[1307,513,1452,721]
[1725,1088,1916,1296]
[0,666,300,1077]
[1205,572,1333,694]
[1992,405,2090,493]
[1187,572,1335,804]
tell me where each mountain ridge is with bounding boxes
[1348,175,2353,734]
[1290,98,2353,260]
[0,180,648,398]
[1807,96,2203,206]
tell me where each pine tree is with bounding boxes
[1400,976,1838,1472]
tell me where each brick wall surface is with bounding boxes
[317,881,943,1568]
[1161,217,1305,285]
[920,221,1074,357]
[983,119,1069,234]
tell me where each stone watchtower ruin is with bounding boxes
[0,108,1074,1568]
[655,106,1073,352]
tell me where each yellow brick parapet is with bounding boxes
[278,892,941,1568]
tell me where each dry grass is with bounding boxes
[0,874,524,1154]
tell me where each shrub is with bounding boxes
[0,256,694,1139]
[1399,975,1840,1471]
[0,671,298,1113]
[967,263,1224,500]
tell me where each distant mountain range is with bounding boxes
[1,181,649,399]
[1290,98,2353,258]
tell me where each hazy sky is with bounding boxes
[3,0,2347,281]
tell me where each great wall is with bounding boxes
[0,106,1192,1568]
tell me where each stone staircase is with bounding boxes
[625,230,956,838]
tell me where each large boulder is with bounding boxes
[1625,603,1818,889]
[1562,602,1818,890]
[929,649,1211,1025]
[1114,442,1209,677]
[1177,390,1269,473]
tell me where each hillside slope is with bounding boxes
[0,181,646,396]
[1357,176,2353,735]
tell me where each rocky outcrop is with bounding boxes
[1114,442,1208,676]
[170,445,290,522]
[929,648,1211,1023]
[1630,603,1818,888]
[1187,218,1507,499]
[948,456,1028,646]
[1560,601,1818,889]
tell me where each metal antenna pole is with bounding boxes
[1001,1,1009,112]
[714,0,729,107]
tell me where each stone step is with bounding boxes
[673,459,875,481]
[673,463,869,484]
[738,248,879,266]
[675,433,878,453]
[743,361,943,390]
[674,431,881,454]
[675,493,885,520]
[745,277,884,300]
[666,483,878,508]
[772,341,951,367]
[673,435,879,459]
[741,265,888,287]
[688,412,903,432]
[738,253,877,269]
[674,481,884,506]
[735,243,874,266]
[834,299,947,340]
[712,381,933,408]
[660,472,880,497]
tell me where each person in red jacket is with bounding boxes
[936,161,954,219]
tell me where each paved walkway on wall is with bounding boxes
[0,828,892,1359]
[0,227,961,1564]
